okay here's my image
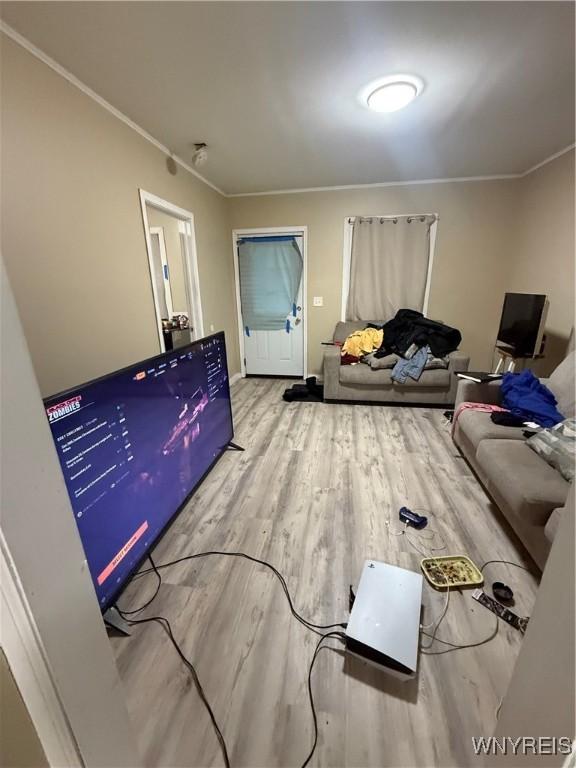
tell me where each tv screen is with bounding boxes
[497,293,547,356]
[44,332,233,611]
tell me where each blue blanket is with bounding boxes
[501,370,564,427]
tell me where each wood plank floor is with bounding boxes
[111,378,539,768]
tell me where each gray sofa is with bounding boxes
[323,321,470,404]
[453,351,575,569]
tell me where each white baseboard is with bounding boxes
[229,372,243,387]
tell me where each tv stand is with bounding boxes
[227,441,245,451]
[494,345,545,374]
[104,606,132,636]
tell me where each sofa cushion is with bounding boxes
[333,321,374,344]
[544,507,562,543]
[456,410,525,452]
[547,351,575,418]
[392,369,450,387]
[339,365,392,386]
[364,352,400,369]
[476,439,570,525]
[339,365,449,388]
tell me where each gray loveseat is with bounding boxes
[323,321,470,404]
[453,350,575,569]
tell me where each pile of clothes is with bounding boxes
[453,370,565,431]
[340,309,462,384]
[341,327,383,363]
[500,369,564,427]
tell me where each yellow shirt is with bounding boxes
[341,327,383,358]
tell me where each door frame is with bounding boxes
[232,226,308,379]
[139,189,204,351]
[1,530,82,767]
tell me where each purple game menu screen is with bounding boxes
[44,333,233,609]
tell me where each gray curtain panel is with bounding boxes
[346,215,435,322]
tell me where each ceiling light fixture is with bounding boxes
[361,75,423,113]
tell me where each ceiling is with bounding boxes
[2,1,574,195]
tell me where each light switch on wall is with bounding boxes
[209,324,215,332]
[313,296,324,307]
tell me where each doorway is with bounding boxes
[233,227,307,378]
[139,190,204,353]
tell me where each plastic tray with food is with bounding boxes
[420,555,483,590]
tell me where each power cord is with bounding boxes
[117,554,162,615]
[133,550,348,635]
[480,559,532,574]
[117,551,349,768]
[301,631,347,768]
[117,556,231,767]
[117,617,231,767]
[420,586,450,635]
[420,615,499,654]
[385,515,447,558]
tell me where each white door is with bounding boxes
[237,233,304,377]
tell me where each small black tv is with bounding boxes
[44,332,233,612]
[497,293,548,357]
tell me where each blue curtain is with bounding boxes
[238,236,303,331]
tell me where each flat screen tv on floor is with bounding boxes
[44,332,234,615]
[496,293,548,357]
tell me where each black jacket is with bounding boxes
[375,309,461,359]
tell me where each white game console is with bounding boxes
[345,559,423,680]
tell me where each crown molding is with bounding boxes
[520,142,576,177]
[227,142,575,197]
[2,22,573,199]
[226,172,520,198]
[0,22,225,197]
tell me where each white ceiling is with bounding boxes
[2,2,574,195]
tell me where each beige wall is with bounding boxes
[1,35,240,397]
[508,150,575,375]
[230,181,520,374]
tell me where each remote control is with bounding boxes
[472,589,529,633]
[399,507,428,529]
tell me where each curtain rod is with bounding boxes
[347,214,438,224]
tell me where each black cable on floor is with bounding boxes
[480,559,532,574]
[133,550,348,634]
[300,631,347,768]
[117,551,348,768]
[117,557,231,767]
[117,554,162,615]
[117,607,231,768]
